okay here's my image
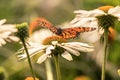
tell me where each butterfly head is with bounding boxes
[56,28,63,35]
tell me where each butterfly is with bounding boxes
[29,18,96,39]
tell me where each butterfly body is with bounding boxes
[30,18,96,39]
[56,28,63,35]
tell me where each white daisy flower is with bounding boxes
[0,19,19,46]
[71,6,120,24]
[70,6,120,43]
[17,36,94,64]
[70,9,104,43]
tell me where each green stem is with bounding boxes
[45,59,54,80]
[101,29,108,80]
[53,55,61,80]
[21,38,36,80]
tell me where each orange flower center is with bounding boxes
[98,5,114,12]
[42,36,66,45]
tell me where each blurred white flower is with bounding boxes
[17,40,94,64]
[70,6,120,43]
[118,69,120,76]
[0,19,19,46]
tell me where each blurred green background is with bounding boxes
[0,0,120,80]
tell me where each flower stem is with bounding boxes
[21,38,36,80]
[101,29,108,80]
[53,55,61,80]
[45,59,54,80]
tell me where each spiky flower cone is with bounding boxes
[15,22,36,80]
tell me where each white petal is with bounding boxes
[71,10,90,24]
[28,42,44,46]
[60,45,80,56]
[0,20,18,45]
[108,6,120,16]
[17,54,27,60]
[0,43,2,47]
[2,31,11,36]
[70,17,80,24]
[17,44,46,60]
[73,10,89,18]
[65,44,94,52]
[0,19,6,25]
[46,46,55,54]
[8,36,20,42]
[28,47,45,56]
[71,10,92,24]
[74,10,89,14]
[61,51,73,61]
[65,42,93,48]
[0,34,8,39]
[88,9,105,17]
[0,38,6,45]
[108,6,120,20]
[37,54,48,64]
[71,17,97,27]
[0,25,17,32]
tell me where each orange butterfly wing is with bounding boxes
[58,27,96,39]
[29,17,96,39]
[29,18,57,34]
